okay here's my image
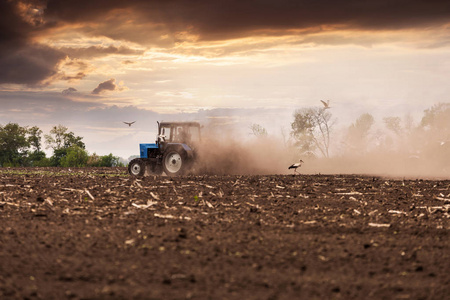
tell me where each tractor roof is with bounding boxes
[159,121,201,127]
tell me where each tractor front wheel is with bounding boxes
[163,149,186,176]
[128,158,145,176]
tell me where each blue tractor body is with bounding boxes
[139,143,158,158]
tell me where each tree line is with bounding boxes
[289,102,450,159]
[0,124,123,167]
[251,102,449,161]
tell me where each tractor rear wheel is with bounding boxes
[128,158,145,176]
[162,149,187,176]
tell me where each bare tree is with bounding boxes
[291,107,334,157]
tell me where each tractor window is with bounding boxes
[174,126,189,143]
[160,125,173,142]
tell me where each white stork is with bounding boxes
[288,159,304,174]
[320,100,331,109]
[123,121,136,127]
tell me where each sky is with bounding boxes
[1,0,450,159]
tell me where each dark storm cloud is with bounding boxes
[92,79,120,95]
[0,1,140,85]
[43,0,450,42]
[0,43,66,85]
[0,0,66,85]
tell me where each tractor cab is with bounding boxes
[158,122,201,146]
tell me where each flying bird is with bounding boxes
[320,100,331,109]
[123,121,136,127]
[288,159,304,174]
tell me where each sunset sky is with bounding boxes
[1,0,450,158]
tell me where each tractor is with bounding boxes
[128,121,201,176]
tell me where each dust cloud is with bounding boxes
[190,104,450,178]
[192,128,295,175]
[193,134,450,178]
[193,134,448,178]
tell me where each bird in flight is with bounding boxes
[320,100,331,109]
[123,121,136,127]
[288,159,304,175]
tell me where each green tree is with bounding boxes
[99,153,121,167]
[87,153,122,167]
[0,123,30,166]
[32,155,51,167]
[45,125,85,166]
[60,146,89,167]
[28,126,43,152]
[45,125,85,150]
[291,107,333,157]
[87,153,100,167]
[26,125,48,166]
[50,148,66,167]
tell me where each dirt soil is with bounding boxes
[0,168,449,299]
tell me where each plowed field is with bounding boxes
[1,168,449,299]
